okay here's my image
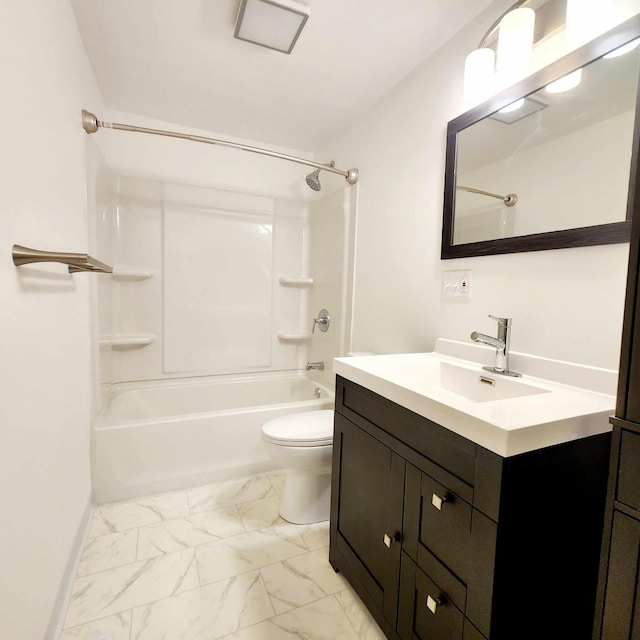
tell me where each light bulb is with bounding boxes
[566,0,613,46]
[463,48,495,102]
[496,8,535,74]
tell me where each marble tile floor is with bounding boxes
[60,471,386,640]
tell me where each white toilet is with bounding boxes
[261,409,334,525]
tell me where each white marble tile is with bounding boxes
[295,520,330,551]
[137,506,245,559]
[131,570,274,640]
[196,526,307,585]
[188,475,275,514]
[60,611,131,640]
[64,548,198,627]
[335,588,387,640]
[267,471,286,495]
[219,595,359,640]
[89,491,190,536]
[238,496,281,531]
[76,530,138,576]
[260,548,348,613]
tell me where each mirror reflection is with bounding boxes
[447,34,640,251]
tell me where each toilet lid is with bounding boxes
[262,409,334,447]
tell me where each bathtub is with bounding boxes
[92,371,335,503]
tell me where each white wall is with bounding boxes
[0,2,104,639]
[318,0,640,370]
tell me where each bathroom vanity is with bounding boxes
[329,346,616,640]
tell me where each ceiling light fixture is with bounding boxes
[234,0,310,54]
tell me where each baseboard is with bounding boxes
[44,494,94,640]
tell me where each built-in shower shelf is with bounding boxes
[112,267,156,280]
[99,334,156,348]
[278,277,314,287]
[277,331,312,343]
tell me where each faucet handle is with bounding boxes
[489,315,511,326]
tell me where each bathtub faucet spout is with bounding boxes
[306,361,325,371]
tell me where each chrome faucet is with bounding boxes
[470,315,521,377]
[306,361,325,370]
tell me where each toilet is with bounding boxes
[262,409,334,524]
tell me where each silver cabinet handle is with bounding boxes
[431,493,449,511]
[426,594,444,614]
[383,532,400,548]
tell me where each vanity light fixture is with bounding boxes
[545,68,582,93]
[234,0,310,54]
[463,1,535,102]
[463,0,616,103]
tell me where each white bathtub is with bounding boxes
[92,371,335,503]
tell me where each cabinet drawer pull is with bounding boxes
[383,532,400,548]
[426,594,445,614]
[431,493,450,510]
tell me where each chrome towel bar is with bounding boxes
[12,244,113,274]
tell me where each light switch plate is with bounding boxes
[442,270,472,299]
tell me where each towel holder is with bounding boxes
[12,244,113,274]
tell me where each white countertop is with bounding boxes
[333,340,616,457]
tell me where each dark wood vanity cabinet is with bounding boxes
[330,376,611,640]
[592,114,640,640]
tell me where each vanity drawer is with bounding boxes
[409,468,473,580]
[618,430,640,512]
[398,553,465,640]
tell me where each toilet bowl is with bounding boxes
[261,409,334,525]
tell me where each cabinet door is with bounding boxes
[331,415,405,628]
[601,511,640,640]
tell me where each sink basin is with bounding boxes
[439,362,550,403]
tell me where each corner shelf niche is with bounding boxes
[99,334,156,348]
[112,267,156,280]
[278,276,314,287]
[277,331,312,343]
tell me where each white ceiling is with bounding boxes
[71,0,496,150]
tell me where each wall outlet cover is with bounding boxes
[442,270,472,299]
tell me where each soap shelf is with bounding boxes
[278,277,314,287]
[99,334,156,348]
[112,267,156,280]
[277,331,312,343]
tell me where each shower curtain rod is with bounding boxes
[82,110,359,186]
[456,185,517,207]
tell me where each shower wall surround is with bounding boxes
[93,175,325,387]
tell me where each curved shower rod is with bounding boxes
[456,185,518,207]
[82,110,359,186]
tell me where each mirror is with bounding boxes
[442,16,640,259]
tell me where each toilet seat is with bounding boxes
[262,409,334,447]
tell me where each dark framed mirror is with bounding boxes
[442,14,640,259]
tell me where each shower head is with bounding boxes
[305,161,335,191]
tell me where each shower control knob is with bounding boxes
[311,309,330,333]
